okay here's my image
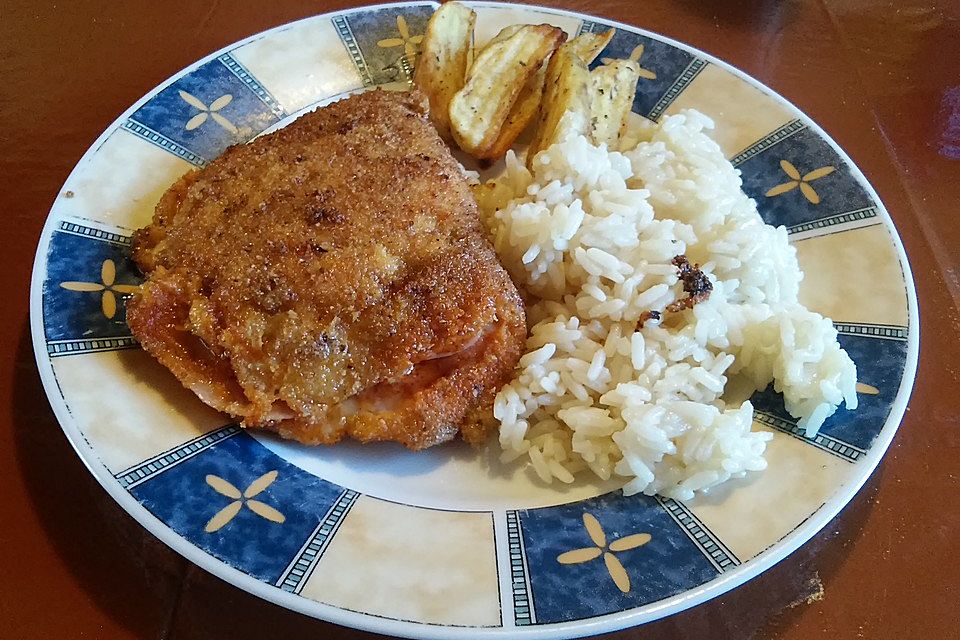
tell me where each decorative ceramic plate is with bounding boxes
[30,2,918,638]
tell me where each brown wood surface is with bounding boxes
[1,1,958,638]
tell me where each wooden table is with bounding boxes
[2,1,958,638]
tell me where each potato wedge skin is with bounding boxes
[448,24,566,157]
[588,59,641,148]
[525,43,592,168]
[413,2,477,140]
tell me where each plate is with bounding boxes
[30,2,918,638]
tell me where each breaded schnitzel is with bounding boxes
[127,89,525,449]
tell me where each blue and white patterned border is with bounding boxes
[122,120,208,167]
[506,510,536,626]
[333,15,375,86]
[577,19,600,36]
[44,219,139,357]
[277,489,361,593]
[754,410,865,462]
[835,322,908,341]
[58,220,131,246]
[217,53,287,119]
[647,58,708,120]
[122,52,285,167]
[656,497,740,572]
[115,424,242,489]
[787,206,879,235]
[47,336,138,357]
[731,119,806,166]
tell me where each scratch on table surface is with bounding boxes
[192,0,222,44]
[787,572,825,609]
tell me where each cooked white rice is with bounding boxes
[481,110,858,501]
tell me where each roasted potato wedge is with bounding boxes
[482,29,614,159]
[588,59,641,148]
[481,63,547,159]
[483,24,525,48]
[413,2,477,139]
[449,24,566,156]
[568,29,615,64]
[525,43,592,167]
[472,24,547,159]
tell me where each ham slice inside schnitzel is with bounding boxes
[127,89,526,449]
